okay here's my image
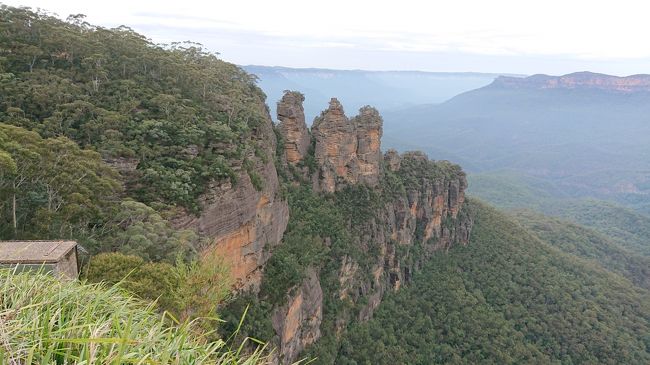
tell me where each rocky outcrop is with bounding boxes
[311,99,383,192]
[271,268,323,363]
[352,106,383,187]
[387,152,468,246]
[492,72,650,93]
[312,98,358,192]
[256,93,472,364]
[339,151,471,322]
[103,157,139,172]
[277,91,310,165]
[173,104,289,292]
[384,149,401,172]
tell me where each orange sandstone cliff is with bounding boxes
[266,91,471,364]
[175,88,472,364]
[173,102,289,292]
[311,98,383,192]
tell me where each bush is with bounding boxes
[0,269,269,364]
[83,252,180,312]
[84,251,231,324]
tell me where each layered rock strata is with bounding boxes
[271,268,323,363]
[338,151,471,320]
[277,91,310,165]
[173,103,289,292]
[311,98,383,192]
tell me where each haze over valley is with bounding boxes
[244,66,510,121]
[251,68,650,214]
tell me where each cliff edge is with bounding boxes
[238,91,473,364]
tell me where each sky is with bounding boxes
[4,0,650,75]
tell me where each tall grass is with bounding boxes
[0,269,271,364]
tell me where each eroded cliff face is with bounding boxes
[311,98,383,193]
[271,268,323,364]
[173,104,289,292]
[277,91,310,165]
[266,93,472,364]
[333,151,471,324]
[312,98,358,193]
[352,106,383,187]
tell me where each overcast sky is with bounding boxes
[5,0,650,75]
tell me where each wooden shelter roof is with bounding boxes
[0,240,77,264]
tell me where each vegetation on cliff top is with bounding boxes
[0,5,269,212]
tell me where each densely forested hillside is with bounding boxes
[337,200,650,364]
[469,171,650,256]
[512,210,650,290]
[0,4,271,326]
[0,5,277,250]
[0,5,268,214]
[542,199,650,256]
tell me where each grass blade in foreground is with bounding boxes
[0,269,270,364]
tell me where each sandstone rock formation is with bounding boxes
[277,91,310,165]
[271,268,323,364]
[173,104,289,292]
[205,94,472,364]
[312,98,358,192]
[384,148,401,172]
[386,151,469,247]
[311,98,383,192]
[352,106,383,187]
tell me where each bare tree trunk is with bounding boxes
[12,188,16,234]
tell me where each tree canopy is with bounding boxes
[0,5,269,211]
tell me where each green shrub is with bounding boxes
[84,251,232,324]
[0,269,269,364]
[83,252,180,313]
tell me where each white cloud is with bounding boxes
[4,0,650,73]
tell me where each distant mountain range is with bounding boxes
[246,68,650,213]
[382,72,650,213]
[492,71,650,92]
[244,65,515,122]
